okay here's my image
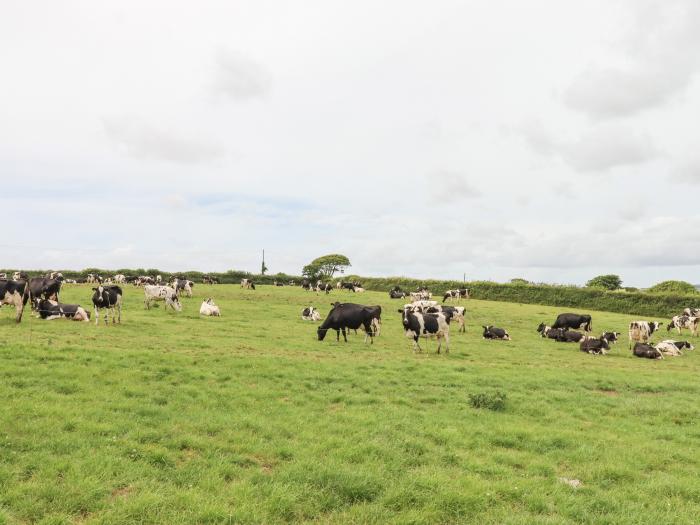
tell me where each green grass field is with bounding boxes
[1,284,699,524]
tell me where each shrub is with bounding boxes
[468,391,507,411]
[586,274,622,290]
[647,280,697,295]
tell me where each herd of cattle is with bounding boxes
[0,272,698,360]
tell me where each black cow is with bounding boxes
[632,342,663,360]
[92,285,123,325]
[482,325,510,340]
[556,331,586,343]
[389,290,406,299]
[317,303,381,344]
[28,278,62,305]
[399,308,450,353]
[34,299,90,321]
[552,313,592,332]
[580,337,609,354]
[0,279,29,322]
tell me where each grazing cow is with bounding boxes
[302,306,322,321]
[426,305,466,333]
[12,271,28,281]
[240,279,255,290]
[317,303,381,344]
[91,285,122,325]
[315,282,332,294]
[442,289,469,302]
[0,279,29,322]
[628,321,662,348]
[601,331,620,344]
[683,308,700,317]
[144,285,182,312]
[580,337,610,355]
[35,299,90,321]
[667,315,699,336]
[482,325,510,340]
[632,342,663,360]
[410,291,432,301]
[655,340,693,357]
[171,278,194,298]
[399,308,450,353]
[552,313,592,332]
[199,298,221,317]
[28,277,61,305]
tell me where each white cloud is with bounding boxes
[213,48,271,100]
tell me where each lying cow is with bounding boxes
[302,306,322,321]
[632,342,663,360]
[556,330,586,343]
[552,313,592,332]
[601,331,620,344]
[318,303,381,344]
[199,298,221,317]
[667,315,699,336]
[389,290,406,299]
[442,289,469,302]
[34,299,90,321]
[399,308,450,353]
[144,285,182,312]
[655,340,693,357]
[580,337,609,355]
[92,285,123,325]
[628,321,662,349]
[482,325,510,340]
[0,279,29,322]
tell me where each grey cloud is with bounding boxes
[213,49,271,100]
[672,159,700,183]
[103,118,224,164]
[429,171,481,203]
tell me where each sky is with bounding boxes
[2,0,699,287]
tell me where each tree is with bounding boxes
[510,278,531,285]
[647,280,697,295]
[586,274,622,290]
[302,254,351,280]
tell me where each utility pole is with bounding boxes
[261,249,268,275]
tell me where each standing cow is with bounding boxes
[144,285,182,311]
[317,303,381,344]
[92,285,123,325]
[0,279,29,322]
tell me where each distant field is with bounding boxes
[1,285,699,524]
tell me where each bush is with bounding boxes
[647,280,697,295]
[586,274,622,290]
[468,391,507,411]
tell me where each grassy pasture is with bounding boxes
[0,284,699,524]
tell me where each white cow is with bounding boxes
[199,298,221,317]
[144,285,182,311]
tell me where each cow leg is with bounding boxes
[117,302,122,324]
[335,329,340,342]
[94,307,99,325]
[444,332,450,353]
[341,327,348,343]
[111,306,116,324]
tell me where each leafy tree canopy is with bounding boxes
[302,254,351,280]
[586,274,622,290]
[510,278,531,285]
[647,280,697,295]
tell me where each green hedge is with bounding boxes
[345,275,696,318]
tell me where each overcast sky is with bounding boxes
[2,1,699,286]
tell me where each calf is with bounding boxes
[667,315,699,336]
[552,313,592,332]
[632,342,663,360]
[318,303,380,344]
[399,308,450,353]
[628,321,662,349]
[0,279,29,322]
[144,285,182,312]
[482,325,510,340]
[655,340,693,357]
[302,306,322,321]
[92,285,123,325]
[35,299,90,321]
[199,298,221,317]
[580,337,610,355]
[442,289,469,302]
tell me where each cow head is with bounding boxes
[536,322,546,333]
[317,327,328,341]
[92,286,105,303]
[171,294,182,311]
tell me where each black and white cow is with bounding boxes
[399,308,450,353]
[482,325,510,340]
[442,289,469,302]
[551,313,592,332]
[632,342,663,360]
[35,299,90,321]
[302,306,322,321]
[12,271,28,281]
[0,279,29,322]
[556,330,586,343]
[144,285,181,312]
[199,298,221,317]
[580,337,610,355]
[667,315,699,336]
[655,340,693,357]
[318,303,381,344]
[425,305,466,333]
[240,278,255,290]
[92,285,123,325]
[683,308,700,317]
[171,278,194,298]
[628,321,662,348]
[601,331,620,344]
[28,277,62,306]
[410,290,432,301]
[315,282,332,294]
[389,290,406,299]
